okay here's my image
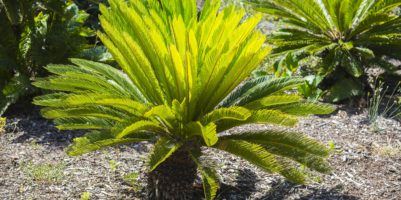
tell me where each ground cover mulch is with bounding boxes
[0,105,400,200]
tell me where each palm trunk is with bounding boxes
[147,149,200,200]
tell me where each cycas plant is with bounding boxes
[33,0,334,199]
[248,0,401,102]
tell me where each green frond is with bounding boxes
[201,122,218,147]
[144,105,178,130]
[184,121,218,147]
[269,103,336,116]
[69,58,147,102]
[215,139,281,173]
[117,120,164,139]
[216,109,299,132]
[219,76,305,108]
[249,110,299,126]
[274,158,306,184]
[67,130,153,156]
[33,75,114,95]
[66,95,147,115]
[41,106,130,122]
[353,47,375,59]
[34,93,148,116]
[220,130,331,177]
[201,106,251,124]
[199,165,220,200]
[220,130,330,156]
[266,146,331,173]
[190,150,219,200]
[53,117,114,130]
[149,137,181,171]
[244,95,302,109]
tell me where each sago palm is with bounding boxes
[33,0,334,199]
[248,0,401,102]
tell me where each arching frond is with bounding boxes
[269,102,336,116]
[201,106,251,124]
[221,130,330,156]
[117,120,165,139]
[190,150,219,200]
[219,76,305,107]
[53,117,114,130]
[244,95,302,109]
[67,130,153,156]
[215,140,281,173]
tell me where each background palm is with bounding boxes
[249,0,401,102]
[34,0,334,199]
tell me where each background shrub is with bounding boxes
[248,0,401,102]
[0,0,110,115]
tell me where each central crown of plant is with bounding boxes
[33,0,334,199]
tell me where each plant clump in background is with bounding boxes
[248,0,401,103]
[0,0,112,116]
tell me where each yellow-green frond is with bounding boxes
[67,130,153,156]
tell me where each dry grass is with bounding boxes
[21,161,66,183]
[373,145,401,157]
[0,117,5,134]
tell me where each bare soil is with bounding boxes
[1,105,400,200]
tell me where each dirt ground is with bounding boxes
[0,105,400,200]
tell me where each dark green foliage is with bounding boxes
[298,75,325,102]
[0,0,106,115]
[248,0,401,102]
[74,0,109,31]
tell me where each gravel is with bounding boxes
[1,106,400,200]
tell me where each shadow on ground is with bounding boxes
[3,100,85,148]
[217,169,358,200]
[258,180,359,200]
[3,101,152,153]
[217,168,258,199]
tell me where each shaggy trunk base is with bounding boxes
[147,150,200,200]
